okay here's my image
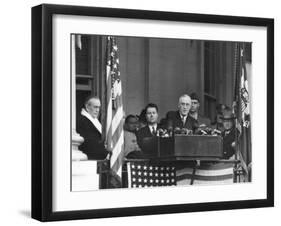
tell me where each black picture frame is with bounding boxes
[31,4,274,222]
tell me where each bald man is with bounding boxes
[165,94,198,133]
[77,96,109,160]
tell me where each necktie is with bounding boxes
[152,126,156,136]
[181,116,186,125]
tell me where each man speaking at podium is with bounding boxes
[165,94,198,134]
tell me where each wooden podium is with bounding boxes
[158,135,223,160]
[97,135,241,189]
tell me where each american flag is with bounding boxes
[126,161,234,187]
[127,162,176,188]
[239,47,250,128]
[105,36,124,182]
[233,43,252,180]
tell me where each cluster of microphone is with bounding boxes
[154,126,222,138]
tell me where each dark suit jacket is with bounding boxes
[165,111,198,133]
[221,127,238,159]
[136,125,160,158]
[77,115,108,160]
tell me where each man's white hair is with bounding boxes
[178,94,191,104]
[85,96,100,107]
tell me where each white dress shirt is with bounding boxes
[180,115,187,125]
[149,124,157,135]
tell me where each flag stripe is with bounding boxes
[110,132,124,165]
[177,162,234,171]
[176,179,192,186]
[127,162,132,188]
[176,163,234,185]
[112,120,124,146]
[110,132,124,171]
[196,163,234,170]
[108,122,124,153]
[176,167,233,177]
[111,102,123,135]
[177,174,233,181]
[192,179,234,185]
[176,168,194,176]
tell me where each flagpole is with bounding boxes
[105,36,124,188]
[233,43,240,183]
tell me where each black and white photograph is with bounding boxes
[0,0,279,225]
[71,34,252,191]
[30,3,273,221]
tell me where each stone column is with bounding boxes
[72,35,100,191]
[71,34,87,161]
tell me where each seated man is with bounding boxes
[220,109,239,159]
[165,94,198,134]
[136,103,162,158]
[137,108,147,129]
[212,104,228,131]
[189,92,211,128]
[77,96,109,160]
[123,114,143,159]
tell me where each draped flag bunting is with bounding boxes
[105,36,125,186]
[125,161,235,187]
[176,163,235,185]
